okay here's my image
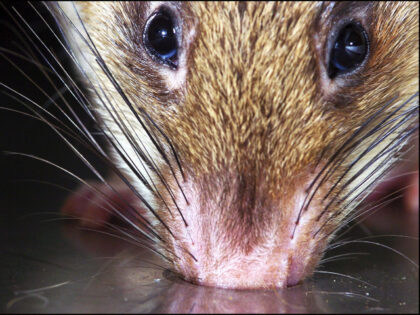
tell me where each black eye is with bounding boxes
[144,8,178,68]
[328,23,368,79]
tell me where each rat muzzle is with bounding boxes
[164,171,334,289]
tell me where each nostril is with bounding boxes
[286,256,306,287]
[286,275,303,287]
[286,277,302,288]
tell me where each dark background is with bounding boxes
[1,2,417,233]
[0,2,105,219]
[0,0,418,247]
[0,2,418,313]
[1,1,418,249]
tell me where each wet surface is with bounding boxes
[0,2,418,313]
[0,180,418,313]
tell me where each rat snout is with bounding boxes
[181,232,328,289]
[166,171,332,289]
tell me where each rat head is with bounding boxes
[56,2,418,288]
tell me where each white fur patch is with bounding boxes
[57,1,164,228]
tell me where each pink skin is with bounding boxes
[61,157,419,287]
[361,169,419,235]
[61,179,329,288]
[406,172,419,213]
[362,143,419,235]
[61,181,139,229]
[162,175,332,289]
[365,171,418,212]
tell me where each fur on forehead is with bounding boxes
[63,1,418,188]
[166,2,418,180]
[164,2,336,185]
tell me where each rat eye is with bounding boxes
[328,23,368,79]
[143,8,178,68]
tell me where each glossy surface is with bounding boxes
[0,3,418,313]
[1,180,418,313]
[329,23,368,78]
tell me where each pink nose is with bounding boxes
[174,233,329,289]
[168,168,333,289]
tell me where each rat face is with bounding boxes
[56,2,418,288]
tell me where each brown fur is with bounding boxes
[57,1,418,288]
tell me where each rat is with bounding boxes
[47,2,419,289]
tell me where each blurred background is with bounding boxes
[0,2,418,313]
[0,1,105,218]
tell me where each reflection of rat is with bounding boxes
[51,2,418,289]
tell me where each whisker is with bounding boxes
[50,2,190,226]
[292,95,405,237]
[318,123,417,226]
[77,226,174,263]
[328,240,418,268]
[2,74,179,242]
[0,82,171,239]
[3,151,166,243]
[44,3,202,261]
[304,290,379,302]
[0,92,174,244]
[320,106,418,207]
[0,47,53,74]
[316,99,418,195]
[337,182,417,237]
[314,270,375,288]
[319,252,370,264]
[11,5,106,156]
[300,96,401,212]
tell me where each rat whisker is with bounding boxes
[43,2,203,263]
[294,95,407,238]
[87,78,178,218]
[0,83,170,242]
[334,234,419,246]
[333,194,404,241]
[337,182,416,236]
[315,103,418,226]
[294,97,411,239]
[317,179,406,243]
[25,6,167,215]
[14,281,71,296]
[319,252,370,264]
[338,124,417,213]
[11,6,107,156]
[313,270,375,288]
[3,151,167,244]
[11,177,164,241]
[314,131,416,239]
[328,240,418,268]
[302,92,417,222]
[299,96,400,216]
[2,63,181,243]
[304,290,379,302]
[315,103,418,197]
[321,103,418,206]
[0,47,53,75]
[0,94,174,243]
[94,54,190,226]
[50,2,190,226]
[78,226,174,263]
